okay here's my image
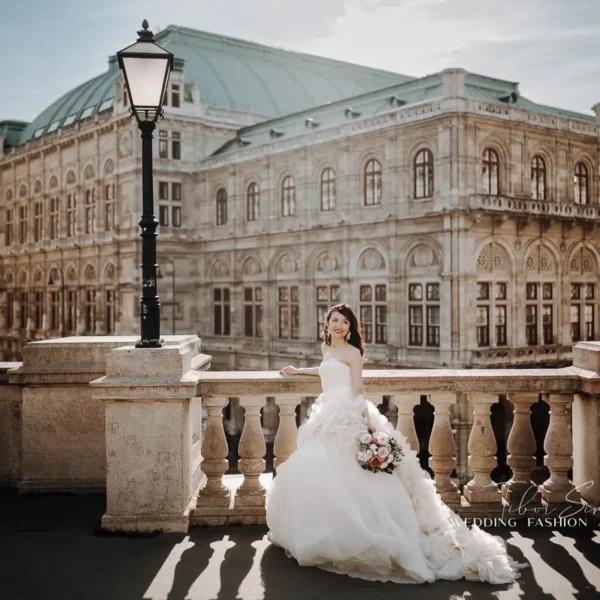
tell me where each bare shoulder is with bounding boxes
[344,345,362,363]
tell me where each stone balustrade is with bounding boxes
[190,361,600,526]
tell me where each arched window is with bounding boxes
[282,175,296,217]
[364,159,382,206]
[482,148,500,195]
[531,155,546,200]
[320,168,336,211]
[85,189,96,234]
[216,188,227,226]
[574,162,589,205]
[414,149,434,199]
[247,182,259,222]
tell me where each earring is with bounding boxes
[346,332,351,341]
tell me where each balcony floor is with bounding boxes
[2,491,600,600]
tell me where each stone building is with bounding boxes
[1,25,599,373]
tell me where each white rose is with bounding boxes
[357,451,367,462]
[369,444,378,453]
[375,433,389,445]
[377,446,390,460]
[366,449,373,459]
[360,433,372,445]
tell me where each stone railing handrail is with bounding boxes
[193,366,597,396]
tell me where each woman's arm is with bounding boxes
[280,366,320,376]
[348,350,366,399]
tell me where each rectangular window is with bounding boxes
[159,139,168,159]
[50,291,60,331]
[585,304,595,340]
[359,284,387,344]
[159,205,169,227]
[243,287,263,338]
[172,132,181,160]
[542,305,553,345]
[19,292,28,329]
[85,290,97,334]
[526,305,538,346]
[495,305,507,346]
[570,305,581,343]
[67,194,76,237]
[172,206,181,228]
[408,282,439,347]
[105,290,116,334]
[171,84,180,108]
[278,286,300,340]
[477,306,490,347]
[159,182,168,200]
[6,209,13,246]
[6,292,14,328]
[316,285,341,339]
[50,198,59,239]
[426,305,439,347]
[34,202,43,241]
[213,288,231,336]
[34,291,44,330]
[85,189,96,234]
[105,185,115,231]
[67,290,77,333]
[172,182,181,201]
[19,205,28,244]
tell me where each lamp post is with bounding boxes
[48,268,66,338]
[117,19,174,348]
[158,258,176,335]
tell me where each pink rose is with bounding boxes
[369,456,383,468]
[377,446,390,460]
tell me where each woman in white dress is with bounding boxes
[266,303,527,584]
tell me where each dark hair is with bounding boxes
[322,303,365,357]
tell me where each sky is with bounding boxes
[1,0,599,122]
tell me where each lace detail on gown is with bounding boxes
[266,359,528,584]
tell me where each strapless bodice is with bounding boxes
[319,359,352,393]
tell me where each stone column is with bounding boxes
[235,396,267,509]
[541,393,579,505]
[463,393,502,504]
[454,393,473,484]
[428,393,461,504]
[90,335,207,533]
[274,395,301,469]
[391,393,419,452]
[503,393,540,506]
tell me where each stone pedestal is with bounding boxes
[91,335,210,533]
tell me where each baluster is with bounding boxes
[391,393,419,452]
[196,397,230,508]
[503,393,540,506]
[429,393,461,504]
[541,393,579,505]
[273,395,301,470]
[454,393,473,485]
[235,396,267,507]
[463,393,502,504]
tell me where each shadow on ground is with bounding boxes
[2,491,600,600]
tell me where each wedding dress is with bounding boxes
[266,359,527,584]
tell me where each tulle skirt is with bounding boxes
[266,388,527,584]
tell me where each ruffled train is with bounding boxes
[266,387,528,584]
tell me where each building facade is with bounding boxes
[1,26,599,371]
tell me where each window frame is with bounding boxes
[247,182,260,222]
[482,147,500,195]
[531,155,547,200]
[363,159,382,206]
[320,167,336,212]
[281,175,296,217]
[414,149,434,199]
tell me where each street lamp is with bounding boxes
[117,19,174,348]
[48,268,66,338]
[157,258,176,335]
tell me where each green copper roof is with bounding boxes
[213,71,596,157]
[16,25,412,145]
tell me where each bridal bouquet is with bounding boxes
[356,430,404,474]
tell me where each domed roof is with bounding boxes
[18,25,412,144]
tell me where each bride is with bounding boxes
[266,303,527,584]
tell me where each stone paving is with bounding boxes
[2,491,600,600]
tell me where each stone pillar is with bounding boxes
[391,393,419,452]
[235,396,267,508]
[428,393,461,504]
[454,393,473,484]
[91,335,208,532]
[503,393,540,505]
[273,395,301,469]
[463,393,502,504]
[540,393,579,506]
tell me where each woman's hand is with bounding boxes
[280,365,298,376]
